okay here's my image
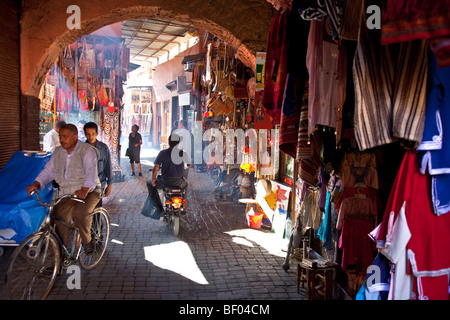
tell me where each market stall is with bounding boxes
[39,34,129,182]
[248,0,450,300]
[194,0,450,300]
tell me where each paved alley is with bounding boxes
[0,149,305,301]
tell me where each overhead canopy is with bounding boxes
[122,18,197,65]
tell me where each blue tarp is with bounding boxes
[0,151,54,244]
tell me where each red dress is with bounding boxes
[377,150,450,300]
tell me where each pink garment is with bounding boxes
[306,18,347,138]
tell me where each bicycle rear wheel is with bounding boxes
[6,232,60,300]
[79,207,110,270]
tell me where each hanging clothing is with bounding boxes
[339,152,379,190]
[382,0,450,67]
[338,0,364,41]
[298,131,322,186]
[317,191,333,250]
[295,83,312,160]
[300,186,322,230]
[281,0,310,115]
[417,50,450,216]
[306,17,347,139]
[298,0,327,21]
[262,9,290,125]
[356,252,391,300]
[279,3,310,158]
[375,150,450,300]
[339,216,376,271]
[279,75,302,158]
[335,186,379,230]
[353,2,429,150]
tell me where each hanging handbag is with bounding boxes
[77,77,87,90]
[62,47,75,69]
[78,39,90,77]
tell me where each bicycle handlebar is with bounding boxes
[30,190,85,207]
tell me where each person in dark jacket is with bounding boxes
[84,121,112,206]
[128,124,142,176]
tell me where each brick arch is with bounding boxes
[21,0,273,97]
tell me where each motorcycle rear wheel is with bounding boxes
[169,214,180,236]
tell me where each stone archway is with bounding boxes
[21,0,275,98]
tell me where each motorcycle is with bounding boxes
[159,187,187,236]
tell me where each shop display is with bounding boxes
[39,34,129,181]
[246,0,450,300]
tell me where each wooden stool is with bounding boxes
[297,260,335,300]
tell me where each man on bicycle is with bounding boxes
[26,123,101,254]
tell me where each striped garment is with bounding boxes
[296,83,312,160]
[353,6,428,151]
[298,130,322,186]
[339,0,363,41]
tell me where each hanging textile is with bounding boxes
[78,89,89,110]
[298,130,321,186]
[417,50,450,216]
[323,0,347,40]
[279,1,310,158]
[340,151,379,190]
[306,17,347,140]
[339,216,376,271]
[298,0,327,20]
[295,83,312,160]
[381,0,450,67]
[335,150,380,272]
[279,76,302,158]
[262,9,290,125]
[97,84,109,107]
[317,190,333,250]
[103,110,120,170]
[374,150,450,300]
[300,186,322,230]
[338,0,364,41]
[353,2,429,150]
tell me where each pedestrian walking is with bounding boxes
[128,124,142,176]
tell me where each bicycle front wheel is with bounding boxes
[79,207,110,270]
[6,232,60,300]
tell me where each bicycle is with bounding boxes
[5,190,110,300]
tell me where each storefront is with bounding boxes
[257,0,450,301]
[38,33,129,181]
[195,1,450,300]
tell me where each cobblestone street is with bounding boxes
[0,149,305,301]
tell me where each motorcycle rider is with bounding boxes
[147,133,188,207]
